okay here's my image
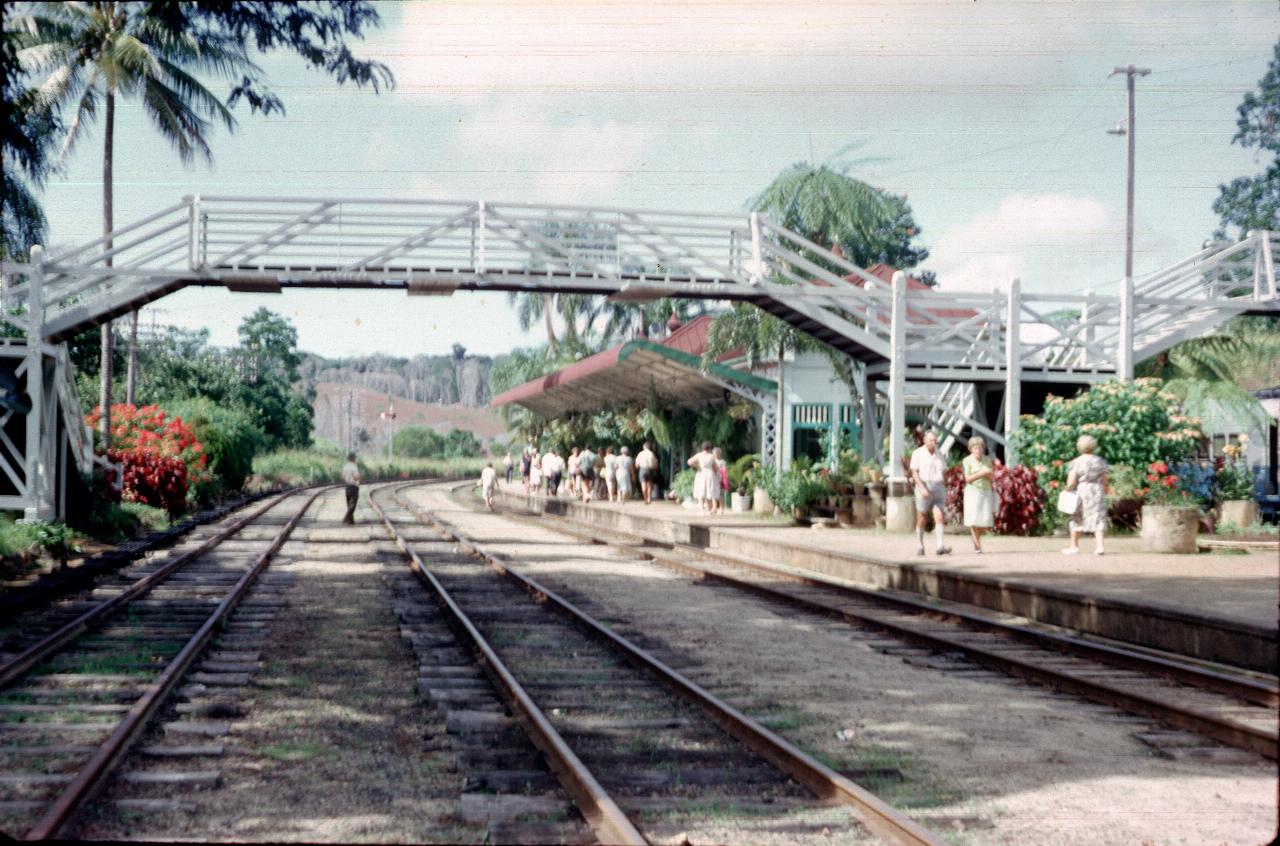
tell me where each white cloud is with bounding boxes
[447,101,657,203]
[930,194,1124,295]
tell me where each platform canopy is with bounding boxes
[490,316,776,417]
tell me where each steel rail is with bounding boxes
[486,496,1279,761]
[23,486,329,841]
[391,485,945,846]
[367,487,647,846]
[0,488,299,690]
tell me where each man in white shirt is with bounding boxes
[542,449,563,496]
[479,462,497,510]
[341,452,362,525]
[909,431,950,556]
[635,442,659,505]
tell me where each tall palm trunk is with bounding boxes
[99,91,114,448]
[543,293,557,353]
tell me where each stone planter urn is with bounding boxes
[1219,500,1260,529]
[752,486,773,515]
[730,492,753,513]
[1140,505,1200,553]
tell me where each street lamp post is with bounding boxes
[1109,64,1150,381]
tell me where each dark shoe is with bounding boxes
[935,546,952,556]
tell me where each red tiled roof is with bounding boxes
[856,263,977,322]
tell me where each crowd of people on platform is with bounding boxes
[494,442,666,506]
[480,428,1111,554]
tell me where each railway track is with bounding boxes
[471,487,1278,764]
[373,484,944,846]
[0,488,324,840]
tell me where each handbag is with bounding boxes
[1056,489,1080,515]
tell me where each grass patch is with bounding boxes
[259,741,331,762]
[251,449,486,488]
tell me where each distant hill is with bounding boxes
[299,348,500,408]
[313,382,508,452]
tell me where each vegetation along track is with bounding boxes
[0,488,325,839]
[477,489,1278,764]
[372,483,944,846]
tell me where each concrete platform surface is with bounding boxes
[494,482,1278,673]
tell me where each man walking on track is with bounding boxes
[480,462,497,511]
[342,452,362,525]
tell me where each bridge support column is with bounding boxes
[23,246,54,522]
[854,366,878,464]
[1118,273,1135,380]
[1004,279,1021,467]
[887,271,908,495]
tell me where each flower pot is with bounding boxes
[1219,499,1259,529]
[731,492,753,513]
[1140,505,1199,553]
[852,483,867,496]
[752,486,773,515]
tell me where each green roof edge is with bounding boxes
[617,340,776,395]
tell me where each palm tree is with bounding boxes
[1138,315,1280,432]
[15,1,253,444]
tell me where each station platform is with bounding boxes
[490,482,1278,674]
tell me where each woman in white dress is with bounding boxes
[962,436,995,553]
[529,452,542,495]
[687,441,721,514]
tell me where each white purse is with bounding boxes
[1056,490,1080,515]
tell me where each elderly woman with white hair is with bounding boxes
[962,436,995,553]
[1063,434,1109,555]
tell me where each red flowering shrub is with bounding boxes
[86,404,208,515]
[994,462,1044,535]
[943,459,1044,535]
[109,448,188,515]
[944,464,965,524]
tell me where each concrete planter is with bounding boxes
[1219,500,1259,529]
[752,486,772,515]
[1140,505,1199,553]
[884,495,916,532]
[730,492,752,513]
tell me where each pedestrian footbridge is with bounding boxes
[2,196,1276,517]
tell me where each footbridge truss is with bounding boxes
[2,195,1277,517]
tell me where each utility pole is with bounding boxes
[1109,64,1150,380]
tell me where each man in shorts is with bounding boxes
[635,441,658,505]
[909,430,950,556]
[341,452,361,525]
[578,446,597,502]
[479,462,497,511]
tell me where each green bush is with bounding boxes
[162,398,266,502]
[393,426,445,458]
[0,517,41,559]
[671,468,696,500]
[1014,378,1202,533]
[754,463,829,514]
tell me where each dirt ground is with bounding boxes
[415,483,1278,846]
[87,489,480,843]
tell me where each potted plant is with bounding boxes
[1216,441,1258,528]
[731,466,755,513]
[1105,464,1147,531]
[1140,462,1200,553]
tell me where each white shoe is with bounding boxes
[1061,547,1079,555]
[1093,548,1105,556]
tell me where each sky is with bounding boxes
[35,0,1279,358]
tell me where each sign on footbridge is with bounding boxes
[2,195,1276,518]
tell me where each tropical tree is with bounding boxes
[1,22,61,258]
[11,0,393,446]
[751,159,931,278]
[13,0,256,442]
[1213,40,1279,240]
